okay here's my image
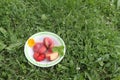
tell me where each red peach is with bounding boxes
[33,42,47,54]
[36,54,45,61]
[38,44,47,54]
[46,49,53,54]
[33,53,45,62]
[33,42,43,52]
[33,52,39,61]
[46,52,59,61]
[43,37,54,48]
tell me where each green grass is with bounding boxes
[0,0,120,80]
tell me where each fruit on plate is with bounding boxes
[28,38,35,47]
[33,52,45,61]
[38,44,47,54]
[33,42,47,54]
[44,37,54,48]
[46,48,53,54]
[31,37,62,62]
[46,52,59,61]
[37,54,45,61]
[33,52,39,60]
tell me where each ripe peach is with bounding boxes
[33,53,45,62]
[33,42,47,53]
[46,52,59,61]
[33,52,39,61]
[36,54,45,61]
[33,42,42,52]
[38,44,47,54]
[45,48,53,54]
[43,37,54,49]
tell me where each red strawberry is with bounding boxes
[43,37,54,49]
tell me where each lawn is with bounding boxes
[0,0,120,80]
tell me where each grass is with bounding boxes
[0,0,120,80]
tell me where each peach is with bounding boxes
[33,42,42,52]
[33,53,45,62]
[38,44,47,54]
[33,42,47,53]
[45,48,53,54]
[33,52,39,60]
[36,54,45,61]
[43,37,54,48]
[46,52,59,61]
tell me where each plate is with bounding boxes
[24,32,66,67]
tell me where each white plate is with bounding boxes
[24,32,66,67]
